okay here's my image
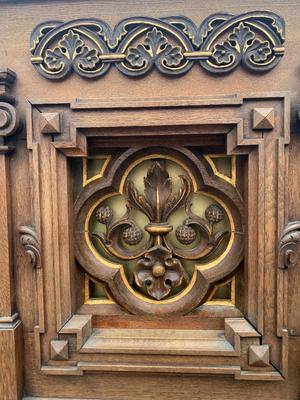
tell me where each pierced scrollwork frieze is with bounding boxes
[30,11,285,80]
[279,221,300,269]
[19,226,41,269]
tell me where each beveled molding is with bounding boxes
[25,92,290,380]
[30,11,285,79]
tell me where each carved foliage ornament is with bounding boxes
[19,226,41,269]
[74,148,244,315]
[30,11,285,79]
[279,221,300,269]
[93,162,227,300]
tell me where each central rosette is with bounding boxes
[93,160,228,300]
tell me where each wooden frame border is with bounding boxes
[24,92,290,380]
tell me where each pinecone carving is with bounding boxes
[205,204,224,224]
[96,206,113,224]
[176,224,196,245]
[122,226,143,245]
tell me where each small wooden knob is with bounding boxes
[0,110,10,129]
[152,263,165,277]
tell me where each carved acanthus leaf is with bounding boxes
[19,226,41,269]
[279,221,300,269]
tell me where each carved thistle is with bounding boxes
[30,11,285,79]
[279,221,300,269]
[19,226,41,269]
[93,162,227,300]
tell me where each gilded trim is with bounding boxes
[82,156,111,187]
[30,12,285,79]
[84,154,236,304]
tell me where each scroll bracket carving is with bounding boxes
[279,221,300,269]
[19,226,41,269]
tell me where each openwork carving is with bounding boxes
[30,11,285,79]
[19,226,41,269]
[279,221,300,269]
[93,161,227,300]
[74,148,244,315]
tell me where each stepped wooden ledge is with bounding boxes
[80,328,235,356]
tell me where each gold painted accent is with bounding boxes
[145,223,173,234]
[84,274,115,304]
[206,275,235,306]
[205,18,276,49]
[118,23,190,52]
[118,23,191,72]
[31,56,44,63]
[184,51,212,58]
[82,155,111,187]
[119,154,198,193]
[99,54,126,61]
[195,191,234,270]
[273,47,285,54]
[84,154,236,304]
[204,154,236,187]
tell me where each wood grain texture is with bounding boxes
[0,321,23,400]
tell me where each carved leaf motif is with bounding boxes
[76,46,99,69]
[163,175,192,219]
[19,226,41,269]
[125,180,153,220]
[144,161,172,222]
[45,47,67,70]
[59,30,83,60]
[143,27,167,56]
[126,44,151,68]
[159,44,183,67]
[228,23,255,52]
[246,39,272,62]
[212,42,237,65]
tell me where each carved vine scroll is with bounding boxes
[30,11,285,79]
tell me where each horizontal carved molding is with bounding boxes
[30,11,285,80]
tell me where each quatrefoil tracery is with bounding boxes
[92,161,227,300]
[74,148,244,315]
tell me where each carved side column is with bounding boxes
[0,69,23,400]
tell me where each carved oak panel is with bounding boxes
[21,92,290,381]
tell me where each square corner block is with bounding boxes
[249,344,270,367]
[253,108,275,130]
[39,112,61,134]
[50,339,69,361]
